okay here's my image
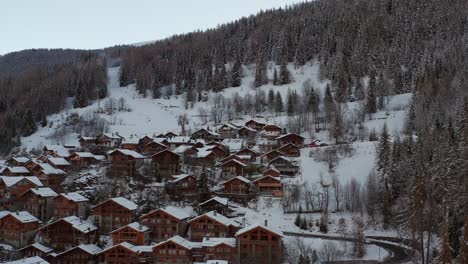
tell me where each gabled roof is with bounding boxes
[154,235,199,250]
[55,192,89,202]
[140,206,191,221]
[170,174,196,183]
[93,197,138,211]
[276,133,305,140]
[277,142,301,150]
[201,237,236,248]
[8,157,30,164]
[260,149,284,158]
[110,222,150,234]
[262,124,282,130]
[222,176,251,185]
[54,244,102,257]
[269,155,297,164]
[188,211,239,228]
[235,223,283,237]
[47,157,71,166]
[34,163,66,175]
[238,126,257,133]
[4,166,30,174]
[108,149,146,159]
[58,216,97,233]
[263,167,281,175]
[71,152,96,158]
[0,211,40,223]
[8,256,49,264]
[0,176,43,187]
[220,159,247,168]
[252,175,281,183]
[99,133,124,140]
[235,148,257,155]
[198,196,229,207]
[245,119,266,126]
[174,144,197,154]
[23,187,58,198]
[99,242,152,255]
[18,243,54,254]
[151,149,180,158]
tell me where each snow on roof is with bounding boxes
[59,192,89,202]
[220,138,245,152]
[189,211,239,228]
[11,157,30,163]
[36,163,66,175]
[108,149,146,159]
[223,176,251,185]
[47,157,70,166]
[100,133,123,139]
[0,176,43,187]
[269,155,297,164]
[235,223,283,237]
[218,123,240,130]
[196,149,214,158]
[94,155,105,161]
[198,196,229,207]
[170,174,195,183]
[80,136,95,141]
[252,175,281,183]
[174,144,195,154]
[103,242,152,254]
[76,244,102,255]
[0,211,40,223]
[201,237,236,248]
[122,138,140,144]
[72,152,96,158]
[6,166,30,174]
[99,197,138,210]
[7,256,49,264]
[166,136,191,143]
[62,216,97,233]
[221,159,247,167]
[161,206,192,220]
[110,222,150,234]
[19,243,54,253]
[276,133,304,140]
[28,187,58,198]
[154,235,197,250]
[239,126,258,132]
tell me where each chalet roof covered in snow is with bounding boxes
[100,133,124,139]
[47,157,71,166]
[189,211,240,227]
[28,187,58,198]
[0,211,40,223]
[198,196,229,207]
[108,149,146,159]
[8,256,49,264]
[61,216,97,233]
[9,157,30,163]
[140,206,192,220]
[0,176,43,187]
[101,242,152,254]
[5,166,30,174]
[110,222,150,234]
[19,243,54,254]
[56,244,102,256]
[220,159,247,167]
[170,174,195,183]
[174,144,196,154]
[276,133,305,140]
[222,176,251,185]
[35,163,66,175]
[235,223,283,237]
[72,152,96,158]
[93,197,138,211]
[154,235,198,250]
[201,237,236,248]
[58,192,89,202]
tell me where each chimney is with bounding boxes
[213,211,217,216]
[264,220,268,227]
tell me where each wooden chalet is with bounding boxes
[234,148,258,162]
[217,123,240,139]
[0,211,40,248]
[262,167,281,177]
[237,126,257,141]
[152,236,196,264]
[139,206,191,242]
[98,242,152,264]
[18,243,54,259]
[245,119,266,131]
[138,135,154,146]
[201,237,237,263]
[0,176,43,210]
[32,164,66,191]
[220,154,251,165]
[95,133,124,147]
[261,124,283,139]
[222,176,251,195]
[5,157,30,167]
[53,192,89,219]
[174,145,199,162]
[38,216,97,250]
[276,133,305,147]
[1,166,32,176]
[220,159,247,178]
[42,145,72,159]
[79,136,96,148]
[92,197,138,234]
[121,139,139,151]
[252,176,283,196]
[165,174,198,200]
[48,244,101,264]
[151,150,181,178]
[142,140,168,155]
[68,152,101,168]
[108,149,146,177]
[191,128,220,142]
[187,211,240,241]
[110,222,150,245]
[235,223,283,264]
[260,149,284,163]
[277,143,301,157]
[19,187,57,222]
[197,196,230,215]
[45,157,72,172]
[268,156,299,176]
[24,159,41,171]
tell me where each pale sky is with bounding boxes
[0,0,307,55]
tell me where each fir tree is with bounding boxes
[198,170,210,202]
[279,61,291,85]
[268,89,275,112]
[21,109,36,136]
[354,78,365,101]
[287,90,294,116]
[377,123,392,227]
[231,59,242,87]
[273,68,279,85]
[366,75,377,117]
[275,92,283,114]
